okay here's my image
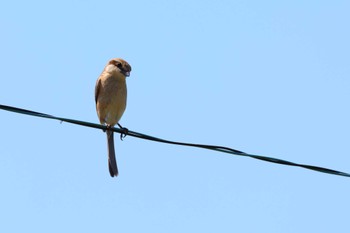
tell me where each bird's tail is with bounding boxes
[107,130,118,177]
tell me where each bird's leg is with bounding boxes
[117,123,129,140]
[101,123,112,133]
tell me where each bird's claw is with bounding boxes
[120,127,129,141]
[103,125,111,133]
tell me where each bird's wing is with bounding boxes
[95,78,101,104]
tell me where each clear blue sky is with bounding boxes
[1,1,349,232]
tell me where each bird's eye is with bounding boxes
[116,62,122,68]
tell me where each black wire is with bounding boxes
[1,104,349,178]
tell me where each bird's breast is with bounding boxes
[97,75,127,126]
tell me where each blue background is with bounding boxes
[1,1,349,232]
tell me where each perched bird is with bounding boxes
[95,58,132,177]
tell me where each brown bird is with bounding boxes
[95,58,132,177]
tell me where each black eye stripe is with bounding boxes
[109,59,131,73]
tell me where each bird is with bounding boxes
[95,58,132,177]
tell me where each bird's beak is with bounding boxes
[124,71,130,77]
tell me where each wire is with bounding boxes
[1,103,349,178]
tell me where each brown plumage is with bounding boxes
[95,58,131,177]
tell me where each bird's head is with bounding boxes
[105,58,132,77]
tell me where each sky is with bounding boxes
[1,0,350,232]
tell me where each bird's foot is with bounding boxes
[118,123,128,140]
[120,127,128,140]
[103,124,112,133]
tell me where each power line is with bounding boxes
[1,103,349,178]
